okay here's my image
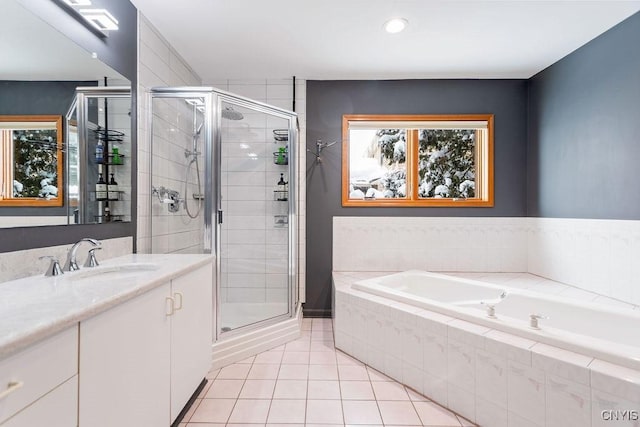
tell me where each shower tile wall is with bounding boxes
[137,14,203,254]
[209,79,307,304]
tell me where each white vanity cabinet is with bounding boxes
[79,263,213,427]
[0,327,78,427]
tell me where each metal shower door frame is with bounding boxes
[148,86,298,343]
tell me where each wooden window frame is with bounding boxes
[0,115,64,207]
[342,114,494,207]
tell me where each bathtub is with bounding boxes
[352,270,640,371]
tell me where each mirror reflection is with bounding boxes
[0,0,131,228]
[0,115,63,206]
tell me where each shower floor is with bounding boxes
[220,302,289,331]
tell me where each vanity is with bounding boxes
[0,254,213,427]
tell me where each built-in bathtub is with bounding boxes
[333,270,640,427]
[352,270,640,371]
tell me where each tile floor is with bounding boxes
[180,318,475,427]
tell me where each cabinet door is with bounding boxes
[170,265,213,421]
[79,283,171,427]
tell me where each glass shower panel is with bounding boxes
[219,100,291,332]
[150,95,206,254]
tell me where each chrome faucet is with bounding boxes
[480,301,497,318]
[39,256,64,277]
[529,314,549,329]
[63,238,101,271]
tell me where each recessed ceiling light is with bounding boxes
[64,0,92,5]
[79,9,119,31]
[384,17,408,34]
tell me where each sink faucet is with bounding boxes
[63,238,101,271]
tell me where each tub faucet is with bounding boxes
[63,238,101,271]
[529,314,549,329]
[481,301,497,318]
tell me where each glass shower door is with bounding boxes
[218,97,294,332]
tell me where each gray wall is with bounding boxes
[0,0,137,253]
[528,11,640,219]
[305,79,528,316]
[0,80,97,217]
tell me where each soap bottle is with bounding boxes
[107,174,119,200]
[104,205,111,222]
[95,139,104,163]
[112,147,121,165]
[96,173,107,201]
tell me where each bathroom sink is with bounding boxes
[65,263,160,283]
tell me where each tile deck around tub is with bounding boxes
[180,318,475,427]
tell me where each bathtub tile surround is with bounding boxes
[0,236,132,283]
[334,272,640,427]
[181,317,476,427]
[334,216,640,306]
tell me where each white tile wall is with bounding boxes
[334,272,640,427]
[333,216,640,305]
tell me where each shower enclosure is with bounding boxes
[149,87,298,341]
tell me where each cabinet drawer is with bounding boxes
[1,376,77,427]
[0,327,78,424]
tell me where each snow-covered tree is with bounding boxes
[417,129,475,198]
[376,129,406,164]
[13,130,58,198]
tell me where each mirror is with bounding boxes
[0,0,131,228]
[0,115,63,206]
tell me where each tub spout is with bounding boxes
[529,314,549,329]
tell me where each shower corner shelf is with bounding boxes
[96,154,126,166]
[272,151,288,165]
[89,191,126,202]
[273,190,288,201]
[274,215,288,227]
[273,129,289,142]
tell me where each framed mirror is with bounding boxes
[0,115,63,206]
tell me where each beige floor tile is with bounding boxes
[285,338,311,352]
[413,401,461,426]
[217,363,251,380]
[281,351,310,364]
[306,399,344,424]
[248,363,280,380]
[254,350,284,364]
[239,379,276,399]
[371,381,410,400]
[190,398,236,423]
[340,381,375,400]
[337,351,365,366]
[206,368,221,380]
[307,380,341,399]
[228,399,271,423]
[181,398,202,423]
[311,318,333,329]
[310,340,336,352]
[309,364,339,380]
[278,364,309,380]
[338,365,370,380]
[237,356,256,364]
[267,424,304,427]
[377,401,422,425]
[273,379,308,399]
[205,379,245,398]
[186,423,225,427]
[311,329,334,341]
[310,351,337,365]
[342,400,383,425]
[406,388,429,402]
[267,399,306,423]
[366,366,392,381]
[457,414,477,426]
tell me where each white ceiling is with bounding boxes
[131,0,640,81]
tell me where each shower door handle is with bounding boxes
[218,210,223,224]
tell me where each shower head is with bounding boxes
[222,106,244,121]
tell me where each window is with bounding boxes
[342,114,494,207]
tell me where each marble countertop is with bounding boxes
[0,253,214,359]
